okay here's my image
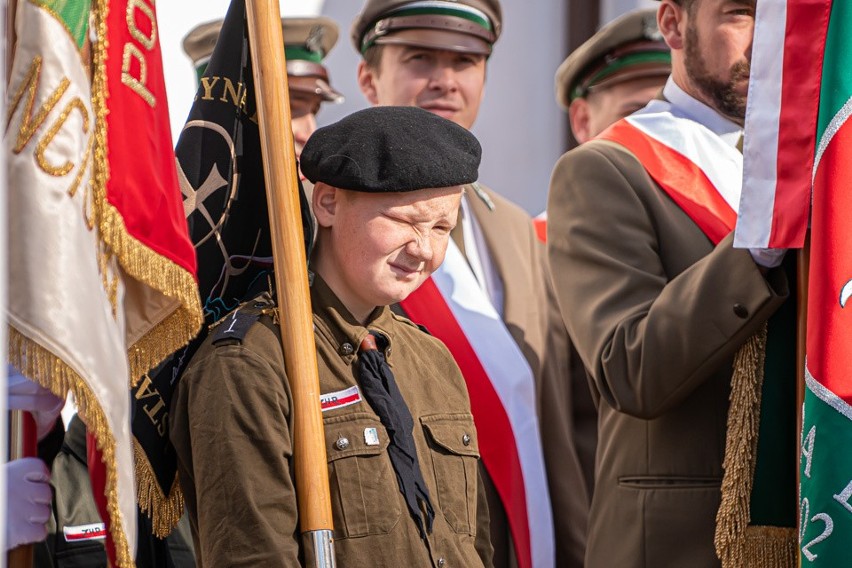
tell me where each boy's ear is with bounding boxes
[312,182,338,228]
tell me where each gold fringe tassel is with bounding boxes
[134,440,185,539]
[742,526,798,567]
[9,326,136,568]
[87,0,202,549]
[103,203,204,382]
[88,0,203,385]
[714,324,796,567]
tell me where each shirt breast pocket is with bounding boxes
[324,412,401,539]
[421,413,480,536]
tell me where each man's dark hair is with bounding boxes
[363,45,385,70]
[672,0,698,12]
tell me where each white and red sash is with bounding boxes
[597,101,742,244]
[400,240,554,568]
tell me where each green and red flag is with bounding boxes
[737,0,852,564]
[801,1,852,564]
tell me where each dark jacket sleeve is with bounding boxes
[547,143,789,420]
[170,336,300,567]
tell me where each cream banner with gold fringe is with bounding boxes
[5,0,137,564]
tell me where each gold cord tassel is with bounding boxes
[714,324,796,567]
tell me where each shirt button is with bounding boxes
[733,304,749,319]
[335,437,350,450]
[437,558,445,567]
[462,434,471,446]
[339,343,354,356]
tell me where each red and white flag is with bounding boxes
[401,241,554,568]
[733,0,828,249]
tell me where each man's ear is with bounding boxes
[569,98,592,144]
[357,61,380,105]
[312,182,339,228]
[658,0,686,51]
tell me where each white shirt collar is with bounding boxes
[663,76,743,148]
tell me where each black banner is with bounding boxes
[132,0,312,534]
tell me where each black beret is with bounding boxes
[300,106,482,192]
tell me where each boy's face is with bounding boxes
[312,183,463,319]
[357,43,487,130]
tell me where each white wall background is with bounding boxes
[160,1,650,214]
[601,0,658,24]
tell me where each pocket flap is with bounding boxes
[421,413,479,457]
[324,412,389,462]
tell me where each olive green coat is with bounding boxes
[547,140,790,567]
[170,276,493,567]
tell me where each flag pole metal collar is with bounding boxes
[305,530,337,568]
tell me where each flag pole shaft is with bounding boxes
[243,1,336,565]
[796,234,810,560]
[7,411,35,568]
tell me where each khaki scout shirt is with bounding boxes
[170,276,493,567]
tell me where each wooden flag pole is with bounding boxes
[243,1,335,566]
[8,411,36,568]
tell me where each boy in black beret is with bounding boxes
[170,106,494,567]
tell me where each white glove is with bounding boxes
[8,364,64,440]
[5,458,52,550]
[749,247,787,269]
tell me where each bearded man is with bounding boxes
[546,0,798,565]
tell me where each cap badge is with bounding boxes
[306,25,324,55]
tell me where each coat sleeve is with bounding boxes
[170,340,301,567]
[546,143,789,420]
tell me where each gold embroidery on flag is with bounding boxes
[36,95,89,177]
[90,0,202,383]
[7,57,71,153]
[89,0,203,535]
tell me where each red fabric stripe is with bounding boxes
[770,0,832,247]
[65,529,107,541]
[809,115,852,404]
[87,432,118,568]
[533,218,547,243]
[400,279,533,568]
[21,412,37,457]
[321,393,361,409]
[598,120,736,244]
[104,0,197,276]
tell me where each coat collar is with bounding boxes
[310,273,398,365]
[662,77,743,148]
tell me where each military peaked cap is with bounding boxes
[351,0,502,56]
[301,106,481,192]
[555,8,670,109]
[183,16,343,102]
